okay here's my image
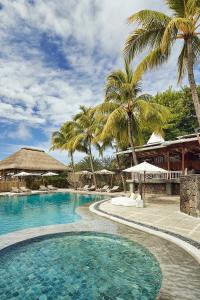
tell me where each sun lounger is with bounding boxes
[19,186,31,192]
[97,185,109,192]
[47,185,57,191]
[77,185,89,191]
[11,187,21,193]
[107,186,120,193]
[130,193,137,200]
[111,196,136,206]
[39,185,48,191]
[88,185,95,191]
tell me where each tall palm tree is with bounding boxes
[124,0,200,125]
[96,61,169,165]
[51,121,77,188]
[68,106,99,188]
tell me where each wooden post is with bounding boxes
[167,151,170,171]
[181,148,185,174]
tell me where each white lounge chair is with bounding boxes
[47,185,57,191]
[19,186,31,193]
[11,187,21,193]
[39,185,48,191]
[78,185,89,191]
[88,185,95,191]
[111,196,136,207]
[107,186,120,193]
[130,193,137,200]
[97,185,109,192]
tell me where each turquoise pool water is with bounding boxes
[0,193,103,235]
[0,232,162,299]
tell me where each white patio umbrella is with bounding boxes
[124,162,167,200]
[13,171,34,177]
[124,162,167,174]
[75,170,92,175]
[95,169,115,175]
[42,172,58,176]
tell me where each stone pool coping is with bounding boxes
[90,199,200,264]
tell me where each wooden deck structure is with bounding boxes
[117,134,200,195]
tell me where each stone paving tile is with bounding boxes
[190,231,200,241]
[100,199,200,242]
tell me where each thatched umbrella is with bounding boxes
[95,169,115,187]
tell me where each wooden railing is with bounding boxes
[129,171,182,182]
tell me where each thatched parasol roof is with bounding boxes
[0,147,68,172]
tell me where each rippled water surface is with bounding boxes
[0,193,103,235]
[0,232,162,300]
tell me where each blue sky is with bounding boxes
[0,0,198,164]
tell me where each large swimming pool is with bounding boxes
[0,192,103,235]
[0,232,162,299]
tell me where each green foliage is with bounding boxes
[74,156,116,172]
[145,86,198,141]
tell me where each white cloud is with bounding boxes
[0,0,198,161]
[8,123,32,140]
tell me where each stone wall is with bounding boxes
[180,175,200,217]
[129,182,180,195]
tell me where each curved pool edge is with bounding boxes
[89,199,200,264]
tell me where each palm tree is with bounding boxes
[96,61,169,165]
[51,121,77,188]
[68,106,99,188]
[124,0,200,126]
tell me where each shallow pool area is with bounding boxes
[0,232,162,300]
[0,192,103,235]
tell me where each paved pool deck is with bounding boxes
[97,195,200,243]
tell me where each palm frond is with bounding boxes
[124,27,168,62]
[161,18,191,52]
[165,0,186,17]
[128,10,171,27]
[177,42,187,83]
[132,47,171,82]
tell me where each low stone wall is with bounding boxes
[129,182,180,195]
[180,175,200,217]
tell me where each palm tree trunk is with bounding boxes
[88,143,97,189]
[70,151,77,190]
[115,145,127,192]
[187,37,200,126]
[127,112,138,165]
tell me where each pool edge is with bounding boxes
[89,199,200,265]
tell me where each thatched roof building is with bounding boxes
[0,147,69,174]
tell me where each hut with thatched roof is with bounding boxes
[0,147,69,176]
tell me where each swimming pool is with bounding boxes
[0,192,103,235]
[0,232,162,299]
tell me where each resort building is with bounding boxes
[117,133,200,195]
[0,147,68,177]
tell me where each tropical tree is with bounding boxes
[51,122,76,168]
[95,61,169,165]
[124,0,200,126]
[68,106,100,188]
[51,121,77,187]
